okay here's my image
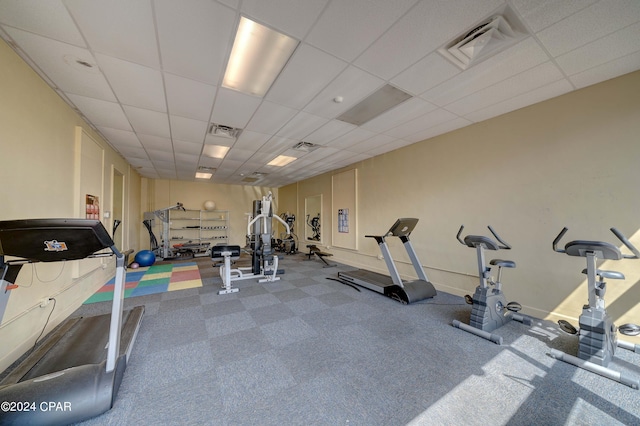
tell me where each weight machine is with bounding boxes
[143,202,187,260]
[215,193,291,295]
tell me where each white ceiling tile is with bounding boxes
[245,101,298,135]
[391,52,461,96]
[138,134,173,152]
[65,0,159,67]
[211,88,262,129]
[116,145,148,158]
[240,0,329,39]
[384,108,459,139]
[464,79,574,122]
[569,50,640,89]
[511,0,599,33]
[305,0,419,62]
[355,0,504,79]
[421,38,549,106]
[165,73,216,121]
[233,130,271,151]
[0,0,85,46]
[67,94,131,131]
[256,136,297,154]
[347,134,396,154]
[303,66,384,119]
[555,22,640,76]
[169,115,207,144]
[175,152,199,166]
[148,151,174,162]
[154,168,176,178]
[218,0,240,9]
[173,139,203,156]
[96,126,141,147]
[276,111,328,140]
[219,158,244,170]
[226,147,255,162]
[96,53,166,112]
[361,97,438,133]
[4,27,115,100]
[326,127,378,149]
[122,105,170,138]
[154,0,235,84]
[197,156,223,168]
[536,0,640,57]
[304,120,355,144]
[445,62,565,116]
[267,44,347,109]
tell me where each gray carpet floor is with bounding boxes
[68,253,640,426]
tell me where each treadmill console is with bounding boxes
[387,218,419,238]
[0,218,114,262]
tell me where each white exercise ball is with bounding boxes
[203,200,216,211]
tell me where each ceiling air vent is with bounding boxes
[198,166,216,172]
[292,141,321,152]
[241,172,266,183]
[337,84,412,126]
[208,123,242,139]
[438,4,527,70]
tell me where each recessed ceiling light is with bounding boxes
[202,144,230,159]
[222,16,299,97]
[267,155,296,167]
[195,172,213,179]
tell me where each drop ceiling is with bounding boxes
[1,0,638,187]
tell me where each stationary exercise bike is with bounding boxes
[453,225,532,344]
[551,227,640,389]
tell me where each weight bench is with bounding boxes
[306,244,336,268]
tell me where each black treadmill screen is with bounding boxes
[0,218,114,262]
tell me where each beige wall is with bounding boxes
[0,40,142,370]
[281,70,640,343]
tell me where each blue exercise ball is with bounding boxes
[134,250,156,267]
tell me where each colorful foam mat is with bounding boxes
[84,262,203,304]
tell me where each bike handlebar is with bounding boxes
[610,227,640,259]
[456,225,511,249]
[552,227,569,253]
[552,226,639,259]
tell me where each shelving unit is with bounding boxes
[167,209,229,256]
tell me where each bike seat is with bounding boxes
[580,268,625,280]
[490,259,515,268]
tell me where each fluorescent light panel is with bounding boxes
[267,155,296,167]
[195,172,212,179]
[202,144,230,159]
[222,16,298,97]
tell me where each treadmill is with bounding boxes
[0,219,144,425]
[338,218,437,304]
